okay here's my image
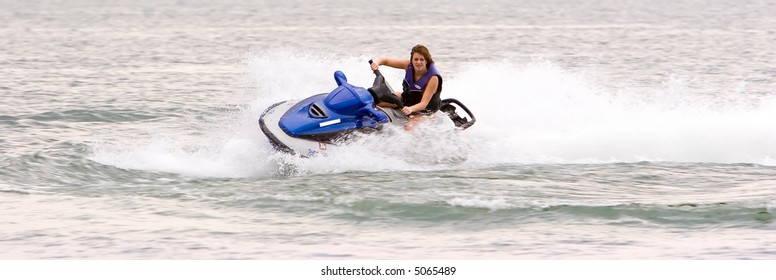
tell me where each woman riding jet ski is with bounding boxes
[258,60,475,157]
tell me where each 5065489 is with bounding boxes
[414,266,456,276]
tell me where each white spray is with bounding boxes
[90,50,776,178]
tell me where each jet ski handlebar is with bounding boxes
[367,60,403,109]
[368,59,382,77]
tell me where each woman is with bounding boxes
[370,44,442,129]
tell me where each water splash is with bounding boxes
[450,60,776,165]
[89,50,776,178]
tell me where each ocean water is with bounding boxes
[2,0,776,259]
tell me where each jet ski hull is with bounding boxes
[258,66,475,157]
[259,99,409,157]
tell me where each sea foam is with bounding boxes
[89,50,776,178]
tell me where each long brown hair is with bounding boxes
[410,44,434,66]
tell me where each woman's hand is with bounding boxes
[370,59,381,71]
[401,106,412,115]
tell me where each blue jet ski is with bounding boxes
[258,60,475,157]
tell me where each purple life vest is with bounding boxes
[402,63,443,111]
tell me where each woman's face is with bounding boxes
[411,53,427,72]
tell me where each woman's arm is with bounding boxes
[402,76,439,115]
[372,57,410,70]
